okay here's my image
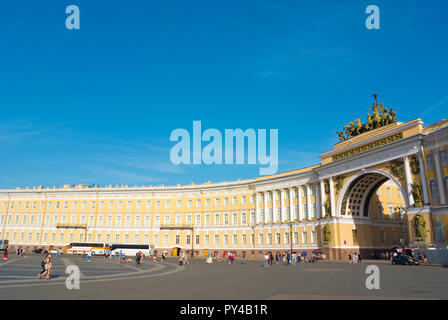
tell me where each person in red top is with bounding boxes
[3,249,8,261]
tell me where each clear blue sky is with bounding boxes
[0,0,447,188]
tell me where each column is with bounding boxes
[306,184,311,219]
[316,182,321,219]
[255,192,260,224]
[280,189,285,222]
[320,179,326,219]
[263,191,268,223]
[289,187,294,221]
[272,189,276,223]
[298,185,303,220]
[433,148,447,205]
[329,177,336,217]
[418,147,430,205]
[403,156,415,207]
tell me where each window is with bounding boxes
[214,234,219,245]
[205,213,210,225]
[303,204,308,219]
[381,230,386,243]
[175,235,180,245]
[135,215,140,226]
[107,215,112,226]
[302,231,307,244]
[311,185,316,196]
[177,200,182,208]
[91,201,96,209]
[125,234,129,243]
[293,232,298,244]
[155,214,160,226]
[98,234,102,242]
[233,234,237,245]
[205,235,209,245]
[205,199,210,208]
[136,201,141,209]
[276,233,280,245]
[115,234,120,243]
[116,215,121,226]
[145,215,150,226]
[377,202,384,219]
[223,234,228,245]
[242,234,247,245]
[224,197,228,206]
[186,235,191,245]
[426,154,434,170]
[187,200,192,208]
[311,231,316,244]
[295,205,299,220]
[430,180,439,202]
[164,214,170,225]
[109,201,113,209]
[232,212,238,225]
[127,201,132,209]
[187,214,192,225]
[242,212,247,224]
[388,204,395,219]
[144,234,148,244]
[195,235,200,245]
[195,214,201,225]
[135,234,139,244]
[241,196,246,205]
[441,149,448,167]
[118,201,122,209]
[175,214,181,225]
[285,232,290,244]
[215,198,220,207]
[312,203,317,218]
[268,208,273,222]
[154,234,159,244]
[214,213,220,225]
[156,201,161,209]
[224,213,229,225]
[302,187,307,197]
[196,199,201,208]
[146,201,151,208]
[277,207,281,221]
[100,201,104,209]
[166,200,170,208]
[445,177,448,199]
[232,197,237,205]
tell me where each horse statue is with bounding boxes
[336,130,345,142]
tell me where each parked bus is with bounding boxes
[109,243,151,257]
[65,242,109,255]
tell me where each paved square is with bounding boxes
[0,255,447,299]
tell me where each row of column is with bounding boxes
[254,181,336,224]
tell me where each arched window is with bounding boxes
[430,180,439,202]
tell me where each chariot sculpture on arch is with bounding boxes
[336,94,397,142]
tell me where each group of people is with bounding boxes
[263,252,303,267]
[348,252,362,263]
[212,251,237,264]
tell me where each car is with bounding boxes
[49,249,62,255]
[392,254,419,265]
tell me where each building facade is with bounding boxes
[1,116,447,259]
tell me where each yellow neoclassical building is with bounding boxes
[1,110,447,259]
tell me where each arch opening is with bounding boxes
[337,169,409,218]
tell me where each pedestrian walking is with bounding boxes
[3,249,8,261]
[39,254,52,279]
[87,250,92,263]
[242,251,246,264]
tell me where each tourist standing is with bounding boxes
[264,253,269,268]
[3,249,8,261]
[242,251,246,264]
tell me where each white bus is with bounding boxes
[109,243,151,257]
[65,242,109,255]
